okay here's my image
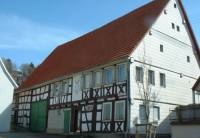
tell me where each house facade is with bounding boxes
[0,58,18,132]
[12,0,200,137]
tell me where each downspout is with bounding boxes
[126,57,133,138]
[192,90,196,104]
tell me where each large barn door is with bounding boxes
[30,100,47,131]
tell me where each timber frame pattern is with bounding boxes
[12,62,129,133]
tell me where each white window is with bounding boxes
[62,80,68,93]
[117,63,126,82]
[84,73,92,89]
[94,71,102,86]
[104,68,114,84]
[160,73,166,87]
[136,66,143,82]
[148,70,155,85]
[102,102,112,121]
[115,100,125,120]
[153,106,160,121]
[139,105,147,122]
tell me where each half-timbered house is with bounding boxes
[13,0,200,137]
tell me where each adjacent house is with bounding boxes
[0,58,18,132]
[12,0,200,137]
[171,77,200,138]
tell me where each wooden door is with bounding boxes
[64,110,71,133]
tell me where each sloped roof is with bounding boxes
[0,58,18,88]
[17,0,170,91]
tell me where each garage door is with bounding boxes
[30,100,47,131]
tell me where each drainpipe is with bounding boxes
[192,90,196,104]
[125,57,133,138]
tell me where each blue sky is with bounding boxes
[0,0,199,67]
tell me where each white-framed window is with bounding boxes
[115,100,125,121]
[117,63,127,82]
[83,73,92,89]
[104,67,114,84]
[94,71,102,86]
[153,106,160,121]
[160,73,166,88]
[139,105,147,122]
[102,102,112,121]
[62,80,69,93]
[148,70,155,85]
[136,66,143,82]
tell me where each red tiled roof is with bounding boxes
[17,0,169,91]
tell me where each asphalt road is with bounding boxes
[0,132,67,138]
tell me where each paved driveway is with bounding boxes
[0,132,67,138]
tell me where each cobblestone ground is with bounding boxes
[0,132,67,138]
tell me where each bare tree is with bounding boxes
[135,42,159,138]
[20,63,35,81]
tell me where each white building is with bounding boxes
[0,58,18,132]
[13,0,199,137]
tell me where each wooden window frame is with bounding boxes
[117,63,127,82]
[102,102,112,122]
[114,100,125,121]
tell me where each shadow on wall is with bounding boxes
[0,104,12,132]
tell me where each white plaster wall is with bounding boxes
[0,64,15,132]
[129,0,200,134]
[172,125,200,138]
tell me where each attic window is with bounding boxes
[172,23,175,29]
[177,26,180,32]
[164,9,167,14]
[174,3,177,8]
[160,44,164,52]
[187,56,190,63]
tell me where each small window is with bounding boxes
[164,9,167,14]
[117,63,126,82]
[153,106,160,121]
[115,101,125,121]
[187,56,190,63]
[177,26,180,32]
[148,70,155,85]
[160,44,164,52]
[102,102,112,121]
[172,23,175,29]
[84,73,92,89]
[94,71,102,86]
[174,3,177,8]
[139,105,147,122]
[160,73,166,87]
[136,66,143,82]
[104,68,114,84]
